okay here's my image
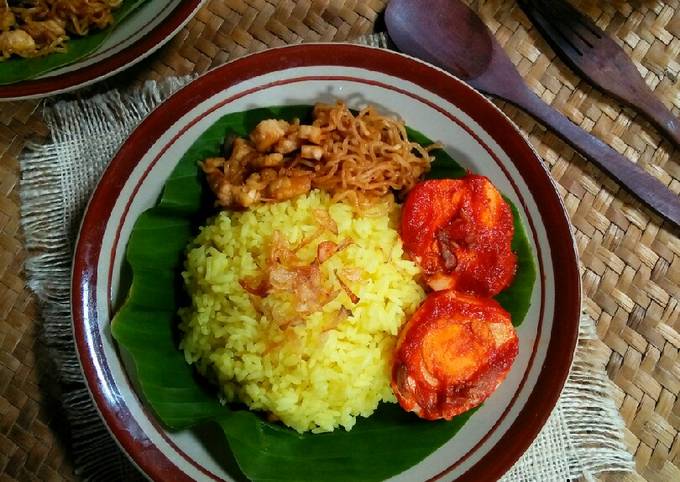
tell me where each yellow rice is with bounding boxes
[179,190,425,433]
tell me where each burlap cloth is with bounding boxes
[1,0,678,481]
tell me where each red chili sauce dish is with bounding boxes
[400,174,517,296]
[392,175,520,420]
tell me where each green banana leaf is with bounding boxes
[496,200,536,325]
[0,0,148,85]
[111,105,537,481]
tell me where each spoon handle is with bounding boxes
[509,88,680,227]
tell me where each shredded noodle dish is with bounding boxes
[202,101,440,212]
[0,0,121,59]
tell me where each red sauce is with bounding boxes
[391,290,518,420]
[400,175,517,297]
[392,176,521,420]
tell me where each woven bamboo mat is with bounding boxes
[0,0,678,480]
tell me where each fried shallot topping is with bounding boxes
[239,212,357,328]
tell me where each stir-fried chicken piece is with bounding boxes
[251,153,284,169]
[299,125,322,144]
[0,7,15,31]
[23,19,67,45]
[265,175,313,202]
[0,29,36,57]
[300,145,323,160]
[202,117,325,209]
[250,119,289,152]
[273,136,300,154]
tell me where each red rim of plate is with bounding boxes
[72,44,581,481]
[0,0,202,100]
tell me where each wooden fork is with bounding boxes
[519,0,680,147]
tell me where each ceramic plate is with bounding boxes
[0,0,204,101]
[72,43,581,481]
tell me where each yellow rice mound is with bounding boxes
[179,190,425,433]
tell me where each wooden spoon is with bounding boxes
[385,0,680,227]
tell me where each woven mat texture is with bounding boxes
[0,0,678,480]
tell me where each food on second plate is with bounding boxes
[400,175,517,296]
[201,101,439,211]
[391,290,518,420]
[179,190,425,433]
[0,0,121,60]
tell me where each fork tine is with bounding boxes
[569,22,596,49]
[544,0,603,45]
[519,0,584,56]
[523,0,680,148]
[572,8,604,41]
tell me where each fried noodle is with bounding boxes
[0,0,122,59]
[203,102,441,212]
[307,102,437,209]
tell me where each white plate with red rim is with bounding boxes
[0,0,205,101]
[71,43,581,481]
